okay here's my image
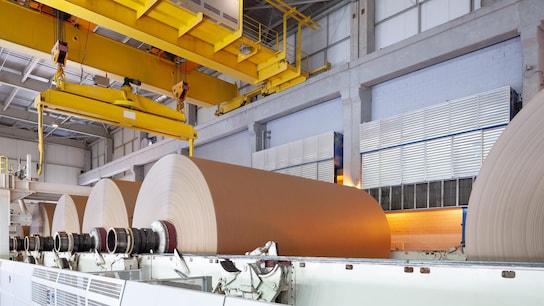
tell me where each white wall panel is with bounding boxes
[267,98,342,147]
[421,0,470,32]
[0,136,86,183]
[453,131,482,178]
[401,109,424,143]
[328,5,350,44]
[302,17,327,55]
[362,152,380,188]
[379,147,401,186]
[194,130,251,166]
[361,87,511,189]
[375,0,415,22]
[308,51,327,72]
[425,137,452,181]
[401,143,425,185]
[253,132,338,183]
[375,7,418,50]
[372,38,522,120]
[317,159,334,183]
[196,105,217,126]
[303,137,318,163]
[327,40,351,67]
[43,164,81,185]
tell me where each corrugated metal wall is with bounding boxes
[361,86,513,210]
[253,132,338,182]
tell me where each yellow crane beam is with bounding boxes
[34,0,263,84]
[0,0,239,106]
[35,80,198,174]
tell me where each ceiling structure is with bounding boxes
[0,0,349,149]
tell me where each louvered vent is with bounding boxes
[58,272,89,290]
[31,282,54,306]
[88,300,109,306]
[89,279,123,300]
[57,289,86,306]
[33,268,58,282]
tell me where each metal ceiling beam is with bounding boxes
[0,125,88,149]
[0,0,239,106]
[0,70,49,93]
[0,107,109,139]
[21,57,39,83]
[2,88,19,111]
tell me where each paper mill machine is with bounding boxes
[3,91,544,306]
[1,1,544,304]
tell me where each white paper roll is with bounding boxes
[29,203,56,236]
[466,89,544,262]
[133,155,391,258]
[81,179,141,233]
[51,194,88,234]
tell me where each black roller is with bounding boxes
[54,231,73,252]
[74,233,93,252]
[107,228,132,254]
[141,228,159,253]
[132,228,142,254]
[40,236,54,252]
[13,237,24,251]
[24,235,39,252]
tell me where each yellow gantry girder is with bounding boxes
[34,0,318,91]
[0,1,239,107]
[35,81,198,174]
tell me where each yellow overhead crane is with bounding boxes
[35,43,198,175]
[30,0,328,115]
[35,77,198,174]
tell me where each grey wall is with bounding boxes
[372,37,522,120]
[267,97,343,147]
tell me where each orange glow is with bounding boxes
[386,208,463,251]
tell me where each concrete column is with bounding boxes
[353,0,375,59]
[252,122,268,152]
[132,165,145,182]
[0,189,10,259]
[342,84,370,188]
[519,0,544,103]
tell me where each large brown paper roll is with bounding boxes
[82,179,141,233]
[466,89,544,262]
[29,203,56,236]
[51,195,88,234]
[132,154,390,258]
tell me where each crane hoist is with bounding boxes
[35,41,197,175]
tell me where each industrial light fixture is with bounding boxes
[51,122,59,128]
[239,43,253,55]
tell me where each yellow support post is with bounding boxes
[37,103,45,175]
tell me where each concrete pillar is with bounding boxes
[342,84,371,188]
[132,165,145,182]
[519,0,544,103]
[252,122,269,152]
[352,0,374,60]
